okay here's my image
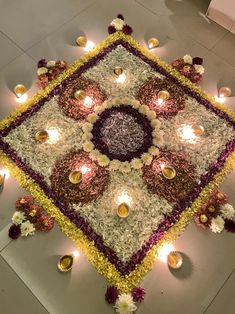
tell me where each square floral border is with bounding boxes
[0,32,235,292]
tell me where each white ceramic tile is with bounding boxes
[0,53,37,120]
[1,225,113,314]
[136,0,211,16]
[0,0,95,50]
[0,32,23,70]
[0,224,12,251]
[212,32,235,67]
[0,255,48,314]
[204,269,235,314]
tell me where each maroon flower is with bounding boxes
[36,214,54,232]
[108,25,116,34]
[37,59,47,68]
[132,287,146,302]
[117,14,124,20]
[224,219,235,233]
[123,24,133,35]
[192,57,203,65]
[8,224,21,240]
[105,286,119,304]
[26,204,43,223]
[15,195,34,211]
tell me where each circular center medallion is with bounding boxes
[92,105,153,161]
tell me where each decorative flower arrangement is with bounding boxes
[37,59,69,89]
[108,14,133,35]
[194,190,235,233]
[105,285,145,313]
[1,16,235,312]
[8,195,54,240]
[83,97,162,170]
[171,54,205,84]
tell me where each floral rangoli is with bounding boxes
[1,29,235,297]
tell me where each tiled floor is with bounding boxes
[0,1,235,313]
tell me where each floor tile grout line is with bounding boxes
[24,0,97,54]
[0,254,50,314]
[203,267,235,313]
[0,30,25,53]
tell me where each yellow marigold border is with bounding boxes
[1,32,235,293]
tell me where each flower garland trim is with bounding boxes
[1,31,235,293]
[1,148,234,293]
[83,97,161,168]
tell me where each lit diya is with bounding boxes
[167,251,183,269]
[74,89,86,101]
[14,84,27,98]
[113,66,123,76]
[161,165,176,180]
[76,36,87,47]
[218,87,231,97]
[69,171,82,184]
[57,255,74,272]
[157,90,170,101]
[192,124,204,136]
[35,130,49,143]
[148,38,159,49]
[117,203,130,218]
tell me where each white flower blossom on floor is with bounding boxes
[210,216,225,233]
[20,221,35,236]
[115,294,137,314]
[12,211,26,225]
[220,203,235,219]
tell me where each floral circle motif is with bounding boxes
[92,105,153,162]
[50,150,109,204]
[136,78,186,118]
[142,151,197,203]
[58,77,107,120]
[82,98,163,170]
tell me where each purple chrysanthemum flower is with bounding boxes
[192,57,203,65]
[224,219,235,233]
[117,14,124,20]
[37,59,47,68]
[131,287,146,302]
[122,24,133,35]
[108,25,116,34]
[8,224,21,240]
[105,286,119,304]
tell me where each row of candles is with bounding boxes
[57,243,183,272]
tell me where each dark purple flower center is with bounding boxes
[92,105,153,161]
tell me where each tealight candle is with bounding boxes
[74,89,86,101]
[117,203,130,218]
[218,86,231,98]
[161,164,176,180]
[115,73,126,84]
[57,255,74,272]
[167,251,183,269]
[35,130,49,143]
[69,171,82,184]
[191,124,204,136]
[14,84,27,98]
[158,90,170,101]
[76,36,87,47]
[113,66,123,76]
[148,37,159,49]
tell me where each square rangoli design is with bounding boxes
[1,32,235,292]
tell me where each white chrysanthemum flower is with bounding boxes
[12,211,26,225]
[194,64,205,75]
[47,60,56,68]
[83,141,94,152]
[97,155,110,167]
[94,106,104,114]
[109,159,121,171]
[20,221,35,236]
[220,203,235,219]
[141,153,153,165]
[115,293,137,314]
[148,146,160,156]
[37,67,48,75]
[89,149,101,160]
[132,100,140,109]
[146,109,156,120]
[82,123,93,133]
[210,216,225,233]
[111,18,125,30]
[131,158,143,170]
[87,113,98,123]
[151,119,161,128]
[82,132,93,141]
[183,54,193,64]
[120,162,131,173]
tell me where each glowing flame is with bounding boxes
[72,250,80,258]
[80,165,91,174]
[16,93,28,104]
[84,40,95,51]
[157,243,174,263]
[83,96,93,108]
[116,191,132,206]
[178,124,200,144]
[46,128,60,144]
[214,95,225,104]
[0,168,10,179]
[116,73,126,84]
